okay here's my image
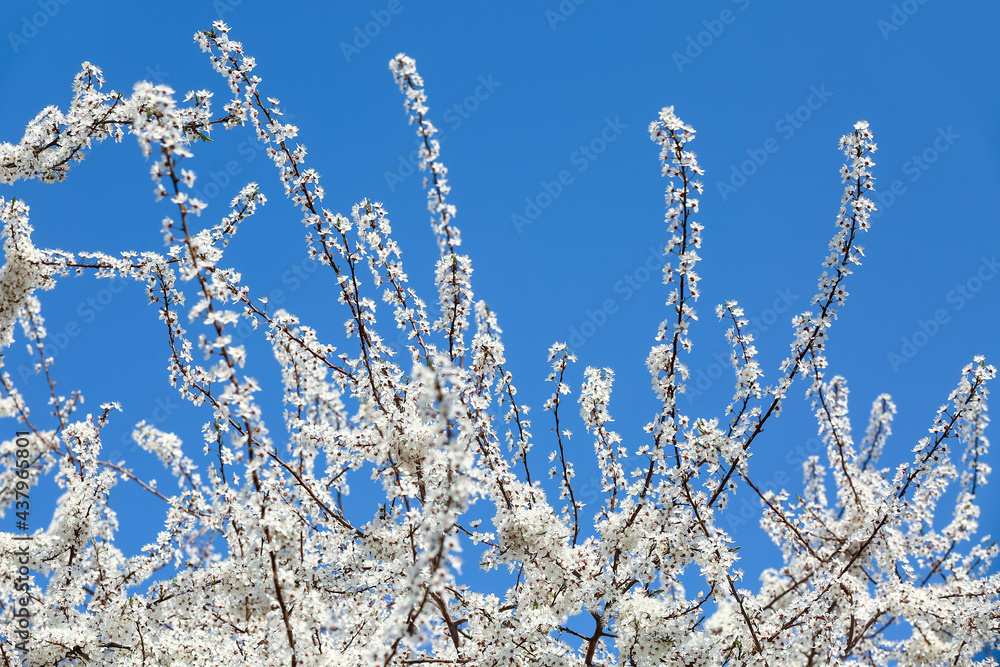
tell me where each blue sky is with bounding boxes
[2,1,998,600]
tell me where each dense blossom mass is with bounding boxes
[0,21,997,666]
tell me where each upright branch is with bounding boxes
[707,121,878,510]
[543,343,581,544]
[644,106,704,464]
[390,55,472,366]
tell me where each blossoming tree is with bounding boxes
[0,21,997,666]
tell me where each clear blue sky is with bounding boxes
[2,1,998,595]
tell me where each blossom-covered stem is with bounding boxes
[809,367,863,510]
[858,393,895,473]
[22,307,76,440]
[156,125,305,664]
[650,121,699,445]
[390,55,472,366]
[717,302,764,439]
[388,56,460,258]
[706,122,877,510]
[191,50,473,631]
[580,367,625,511]
[636,107,704,518]
[198,26,402,414]
[545,344,580,545]
[895,363,991,502]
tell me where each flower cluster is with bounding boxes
[0,21,995,667]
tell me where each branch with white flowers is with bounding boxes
[0,21,994,666]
